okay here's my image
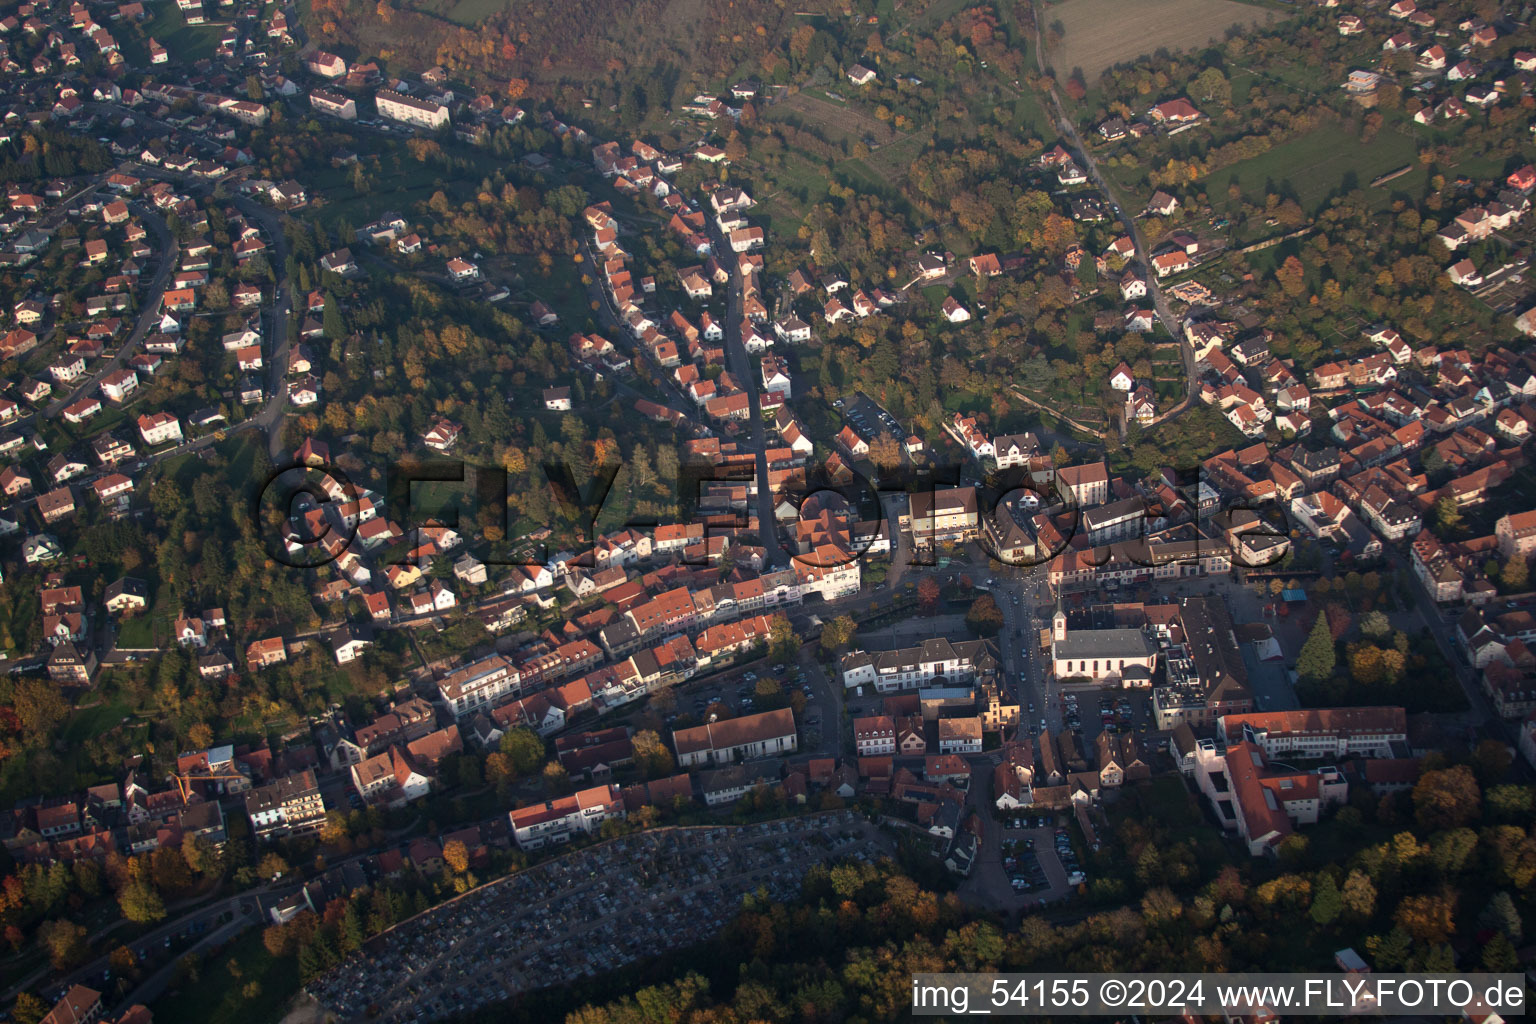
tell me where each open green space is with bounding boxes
[153,928,301,1024]
[1202,121,1418,215]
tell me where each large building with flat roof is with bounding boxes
[375,89,450,129]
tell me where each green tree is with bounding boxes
[767,614,800,665]
[1480,891,1524,943]
[499,728,547,776]
[1308,872,1342,926]
[119,880,166,924]
[1431,495,1462,535]
[1502,556,1528,591]
[1296,613,1336,682]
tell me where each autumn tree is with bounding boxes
[257,853,290,881]
[38,919,88,969]
[1412,765,1480,830]
[1276,255,1306,297]
[1394,892,1456,943]
[442,840,469,874]
[633,730,673,778]
[965,593,1004,636]
[917,576,941,611]
[11,993,47,1024]
[819,614,857,653]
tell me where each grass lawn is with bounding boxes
[131,4,225,64]
[116,611,158,648]
[1202,122,1418,215]
[153,929,301,1024]
[61,694,131,744]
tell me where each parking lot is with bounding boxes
[307,812,884,1022]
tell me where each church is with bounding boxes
[1048,603,1158,686]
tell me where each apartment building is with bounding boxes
[508,784,624,850]
[244,769,326,840]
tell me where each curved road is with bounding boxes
[1028,5,1196,421]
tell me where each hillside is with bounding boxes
[307,0,846,100]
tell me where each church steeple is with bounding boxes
[1052,592,1067,643]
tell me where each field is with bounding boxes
[1202,121,1418,214]
[764,91,897,149]
[1043,0,1273,79]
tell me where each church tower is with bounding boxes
[1052,596,1067,643]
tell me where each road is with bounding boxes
[43,205,178,421]
[712,231,789,569]
[229,196,295,462]
[1028,4,1195,420]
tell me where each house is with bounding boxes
[1151,251,1189,277]
[423,419,461,452]
[305,51,347,78]
[847,64,877,86]
[104,577,148,614]
[445,257,480,283]
[328,623,373,664]
[941,297,971,323]
[137,412,182,446]
[1149,98,1201,124]
[968,253,1002,278]
[543,386,572,411]
[1146,191,1179,216]
[1108,362,1135,391]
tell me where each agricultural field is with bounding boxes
[1043,0,1273,79]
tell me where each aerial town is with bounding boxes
[0,0,1534,1019]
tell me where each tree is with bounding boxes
[633,729,673,778]
[1479,891,1523,943]
[119,880,166,923]
[11,993,47,1024]
[1394,892,1456,942]
[1341,869,1376,921]
[1412,766,1480,830]
[542,760,569,795]
[965,593,1004,636]
[38,919,88,969]
[257,853,290,881]
[1276,256,1306,298]
[1502,556,1528,591]
[1471,739,1513,784]
[1486,784,1535,823]
[499,728,547,777]
[1482,932,1518,972]
[767,614,800,665]
[1360,610,1391,641]
[442,840,469,874]
[1308,872,1342,926]
[819,614,857,653]
[917,576,940,611]
[1296,613,1336,681]
[1431,495,1462,535]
